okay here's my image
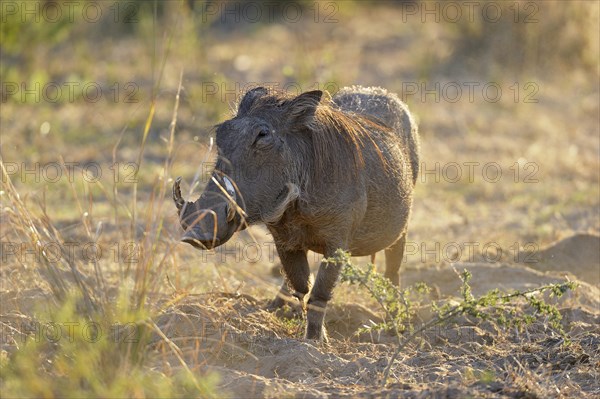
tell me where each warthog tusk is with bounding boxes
[172,176,185,212]
[222,176,236,202]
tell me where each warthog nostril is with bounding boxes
[181,227,220,250]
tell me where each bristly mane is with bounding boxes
[237,89,391,192]
[312,103,391,176]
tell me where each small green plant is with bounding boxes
[434,269,576,334]
[278,313,305,337]
[463,367,496,385]
[336,250,578,387]
[338,250,430,338]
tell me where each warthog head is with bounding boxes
[173,87,322,249]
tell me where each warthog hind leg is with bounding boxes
[384,232,406,286]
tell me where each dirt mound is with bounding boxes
[519,233,600,285]
[209,367,328,399]
[3,267,598,398]
[151,289,599,398]
[325,303,383,341]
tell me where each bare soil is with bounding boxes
[152,234,599,398]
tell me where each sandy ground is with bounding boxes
[1,234,597,398]
[150,234,599,398]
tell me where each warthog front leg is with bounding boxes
[306,250,344,340]
[268,249,310,310]
[267,280,295,310]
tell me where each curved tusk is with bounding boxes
[222,176,236,202]
[226,202,236,222]
[221,175,237,222]
[172,176,185,212]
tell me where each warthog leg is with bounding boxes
[384,232,406,286]
[306,248,345,341]
[267,280,307,311]
[267,281,294,310]
[268,248,311,309]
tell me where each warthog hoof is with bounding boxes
[266,294,304,318]
[305,323,329,342]
[305,299,329,342]
[266,295,287,311]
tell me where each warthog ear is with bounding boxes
[288,90,323,127]
[238,87,268,116]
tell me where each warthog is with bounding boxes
[173,86,419,340]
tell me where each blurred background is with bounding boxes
[1,1,599,396]
[2,0,598,256]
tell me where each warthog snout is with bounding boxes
[180,210,221,250]
[172,176,240,250]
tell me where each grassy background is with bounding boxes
[1,1,599,397]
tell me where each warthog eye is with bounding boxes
[257,128,269,138]
[253,126,273,148]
